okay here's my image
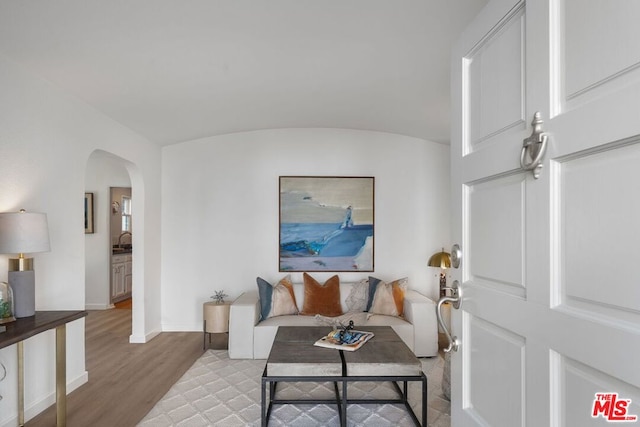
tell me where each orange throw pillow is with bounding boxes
[300,273,343,317]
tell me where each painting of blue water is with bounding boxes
[280,223,373,257]
[279,176,374,272]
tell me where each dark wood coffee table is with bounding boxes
[261,326,427,426]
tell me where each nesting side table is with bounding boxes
[203,302,230,349]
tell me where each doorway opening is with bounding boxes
[84,150,139,339]
[110,186,132,307]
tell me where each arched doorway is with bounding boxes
[84,150,139,337]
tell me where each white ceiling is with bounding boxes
[0,1,487,146]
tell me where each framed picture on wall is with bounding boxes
[85,192,94,234]
[279,176,374,272]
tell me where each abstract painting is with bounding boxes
[279,176,374,272]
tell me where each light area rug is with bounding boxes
[138,350,450,427]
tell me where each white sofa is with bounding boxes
[228,281,438,359]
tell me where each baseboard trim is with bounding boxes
[129,329,161,344]
[0,371,89,427]
[85,303,111,310]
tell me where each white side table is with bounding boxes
[203,302,230,349]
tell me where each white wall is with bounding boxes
[0,54,162,426]
[161,128,450,331]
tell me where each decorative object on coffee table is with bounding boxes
[313,323,374,351]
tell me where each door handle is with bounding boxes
[436,280,462,353]
[520,111,548,179]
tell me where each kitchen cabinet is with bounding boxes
[124,257,132,294]
[111,253,132,303]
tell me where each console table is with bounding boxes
[0,310,88,427]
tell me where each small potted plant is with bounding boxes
[211,290,228,304]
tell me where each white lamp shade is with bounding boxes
[0,211,51,254]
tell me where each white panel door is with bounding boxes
[451,0,640,425]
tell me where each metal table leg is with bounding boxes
[56,324,67,427]
[17,341,24,426]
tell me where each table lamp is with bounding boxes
[0,209,50,317]
[428,248,451,298]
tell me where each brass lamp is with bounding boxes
[0,209,51,317]
[428,248,451,297]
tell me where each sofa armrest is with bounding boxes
[228,290,260,359]
[403,290,438,357]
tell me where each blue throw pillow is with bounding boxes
[256,277,274,321]
[256,275,298,320]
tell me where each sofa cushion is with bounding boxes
[257,314,319,327]
[299,273,343,316]
[369,276,408,317]
[256,275,298,320]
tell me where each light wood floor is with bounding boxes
[26,303,204,427]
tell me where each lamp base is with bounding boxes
[9,270,35,318]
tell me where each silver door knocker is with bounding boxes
[520,111,548,179]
